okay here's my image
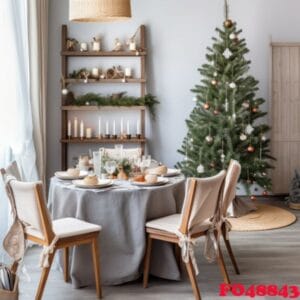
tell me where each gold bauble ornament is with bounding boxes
[203,102,210,110]
[247,145,255,153]
[224,19,233,28]
[211,79,218,86]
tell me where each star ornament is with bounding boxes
[223,48,232,59]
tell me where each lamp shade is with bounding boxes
[69,0,132,22]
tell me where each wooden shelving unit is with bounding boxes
[60,24,147,169]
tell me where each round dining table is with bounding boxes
[48,176,186,287]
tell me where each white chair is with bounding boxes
[219,159,241,274]
[143,171,229,300]
[2,176,102,300]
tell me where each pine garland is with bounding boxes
[74,93,159,118]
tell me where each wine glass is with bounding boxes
[105,160,117,179]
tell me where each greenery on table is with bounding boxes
[74,93,159,118]
[176,2,275,193]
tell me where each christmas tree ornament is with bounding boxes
[224,19,233,28]
[192,96,197,102]
[232,113,237,121]
[211,79,218,86]
[262,190,268,196]
[62,88,69,95]
[203,102,210,110]
[213,109,219,115]
[252,107,258,113]
[223,48,232,59]
[197,164,204,173]
[85,101,90,106]
[221,153,225,163]
[247,145,255,153]
[262,172,267,177]
[229,82,236,89]
[261,135,267,141]
[242,101,250,108]
[229,33,237,40]
[190,138,194,142]
[210,162,216,168]
[205,135,213,143]
[224,98,229,112]
[250,195,257,201]
[245,124,254,134]
[240,133,247,141]
[213,71,218,77]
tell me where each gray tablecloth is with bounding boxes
[48,177,186,287]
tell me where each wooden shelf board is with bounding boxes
[61,138,146,144]
[61,51,147,57]
[61,105,146,111]
[65,78,146,84]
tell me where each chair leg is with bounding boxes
[91,236,102,299]
[184,258,201,300]
[35,249,56,300]
[63,247,69,282]
[222,225,240,275]
[143,234,152,288]
[215,231,230,284]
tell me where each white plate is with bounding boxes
[72,179,113,189]
[131,177,169,187]
[162,168,181,177]
[55,170,88,180]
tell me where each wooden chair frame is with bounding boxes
[143,178,230,300]
[3,178,102,300]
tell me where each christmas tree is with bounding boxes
[176,1,275,193]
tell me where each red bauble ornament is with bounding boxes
[250,195,257,201]
[203,103,210,110]
[252,107,258,113]
[247,145,255,153]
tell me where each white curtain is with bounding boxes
[0,0,39,261]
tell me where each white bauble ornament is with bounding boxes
[240,133,247,141]
[205,135,213,143]
[213,71,218,77]
[192,96,197,102]
[245,124,254,135]
[261,135,267,141]
[197,164,204,173]
[229,33,237,40]
[223,48,232,59]
[221,153,225,163]
[242,101,250,108]
[229,82,236,89]
[232,113,237,121]
[190,138,194,142]
[62,88,69,95]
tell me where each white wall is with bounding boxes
[47,0,300,179]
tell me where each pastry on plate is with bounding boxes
[146,165,168,176]
[133,174,145,182]
[145,174,158,184]
[83,174,99,185]
[66,168,80,177]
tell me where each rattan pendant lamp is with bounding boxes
[69,0,132,22]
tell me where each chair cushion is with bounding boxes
[25,217,101,239]
[146,214,211,234]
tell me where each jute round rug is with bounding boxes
[228,203,297,231]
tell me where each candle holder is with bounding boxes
[126,134,131,140]
[136,134,141,139]
[112,135,117,139]
[80,136,84,141]
[105,134,111,139]
[120,133,127,140]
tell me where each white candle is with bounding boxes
[68,120,72,137]
[106,121,109,135]
[98,117,101,138]
[86,128,92,138]
[136,120,140,135]
[80,120,84,138]
[74,117,78,138]
[113,120,116,135]
[92,41,100,51]
[129,41,136,51]
[120,118,124,134]
[127,120,130,135]
[125,67,132,77]
[80,42,88,51]
[92,68,99,78]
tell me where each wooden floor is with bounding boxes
[20,198,300,300]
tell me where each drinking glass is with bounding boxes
[114,144,124,160]
[93,151,101,177]
[105,160,117,178]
